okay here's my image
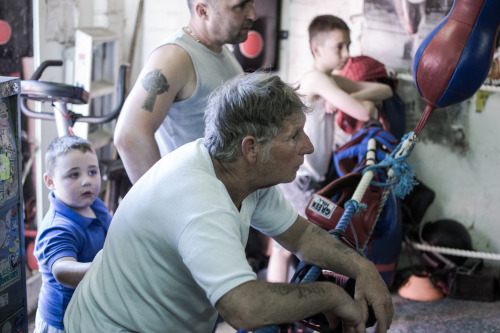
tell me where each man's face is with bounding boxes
[208,0,258,45]
[313,29,351,71]
[257,112,314,185]
[44,150,101,215]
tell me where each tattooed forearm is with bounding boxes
[310,225,357,256]
[268,284,295,296]
[141,69,169,112]
[310,225,329,238]
[268,283,325,300]
[332,238,358,256]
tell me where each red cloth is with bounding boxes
[335,55,395,134]
[337,55,388,81]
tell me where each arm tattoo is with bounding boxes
[310,225,356,256]
[141,69,169,112]
[269,283,324,300]
[333,239,357,256]
[310,225,329,238]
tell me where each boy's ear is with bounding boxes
[241,136,259,164]
[310,40,321,58]
[43,173,55,191]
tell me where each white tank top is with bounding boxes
[153,29,243,156]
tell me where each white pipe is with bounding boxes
[351,138,377,203]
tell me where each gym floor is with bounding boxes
[28,293,500,333]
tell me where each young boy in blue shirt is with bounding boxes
[34,135,112,332]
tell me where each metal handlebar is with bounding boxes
[20,60,129,125]
[79,63,129,124]
[30,60,64,80]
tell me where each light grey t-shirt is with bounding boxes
[64,139,298,332]
[153,29,244,156]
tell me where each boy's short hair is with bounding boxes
[308,15,350,45]
[45,135,94,175]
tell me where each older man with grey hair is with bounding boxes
[65,72,393,333]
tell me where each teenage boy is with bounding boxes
[267,15,393,283]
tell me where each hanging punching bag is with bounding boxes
[412,0,500,135]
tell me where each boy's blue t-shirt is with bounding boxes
[34,192,112,329]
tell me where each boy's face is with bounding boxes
[312,29,351,71]
[44,150,101,216]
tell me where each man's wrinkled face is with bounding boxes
[257,112,314,186]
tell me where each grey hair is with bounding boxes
[45,135,94,175]
[204,72,308,162]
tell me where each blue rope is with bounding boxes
[362,133,419,199]
[302,198,367,283]
[337,200,366,231]
[301,265,323,283]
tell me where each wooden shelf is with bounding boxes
[88,128,113,150]
[77,27,118,44]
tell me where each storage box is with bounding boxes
[448,267,499,302]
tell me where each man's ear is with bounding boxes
[44,173,55,191]
[194,2,209,20]
[241,136,259,164]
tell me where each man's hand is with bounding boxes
[358,100,378,119]
[322,299,365,333]
[353,262,394,332]
[324,100,338,114]
[273,217,393,331]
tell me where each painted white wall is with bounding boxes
[408,94,500,256]
[142,1,190,67]
[35,0,500,266]
[33,0,67,226]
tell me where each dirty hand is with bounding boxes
[322,296,365,333]
[353,263,394,333]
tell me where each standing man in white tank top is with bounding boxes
[115,0,257,184]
